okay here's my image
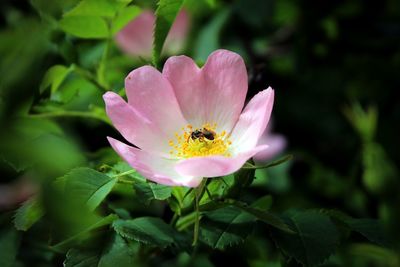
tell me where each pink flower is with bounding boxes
[0,178,37,211]
[253,124,287,164]
[104,50,275,187]
[115,9,189,58]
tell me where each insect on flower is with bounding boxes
[190,128,216,141]
[104,49,275,187]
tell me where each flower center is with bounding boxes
[168,123,232,158]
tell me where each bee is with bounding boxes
[189,128,216,141]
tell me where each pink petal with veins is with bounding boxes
[163,49,248,132]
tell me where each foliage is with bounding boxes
[13,197,44,231]
[270,210,340,266]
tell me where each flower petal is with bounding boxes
[175,145,268,177]
[162,55,203,127]
[103,92,176,155]
[253,133,286,163]
[230,88,274,154]
[115,10,154,58]
[164,9,190,55]
[163,49,248,132]
[108,137,203,187]
[115,10,189,58]
[125,65,188,146]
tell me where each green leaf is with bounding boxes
[225,167,255,198]
[0,228,21,267]
[64,234,136,267]
[13,117,63,139]
[362,142,396,194]
[200,206,255,249]
[64,249,99,267]
[202,175,235,203]
[194,8,231,62]
[13,197,44,231]
[199,196,293,234]
[271,210,340,267]
[231,198,294,234]
[23,134,86,173]
[58,0,135,38]
[325,209,389,246]
[111,6,141,34]
[46,70,104,106]
[251,195,273,210]
[168,186,194,216]
[52,214,118,251]
[240,206,293,233]
[0,17,49,100]
[59,16,109,39]
[348,219,388,247]
[198,200,230,213]
[112,217,177,248]
[63,168,118,211]
[349,243,399,266]
[152,0,185,67]
[134,182,172,205]
[40,65,73,94]
[64,0,131,18]
[199,195,275,249]
[98,234,136,266]
[30,0,80,21]
[3,118,65,172]
[185,0,217,15]
[344,103,377,142]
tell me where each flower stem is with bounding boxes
[97,39,111,88]
[242,154,293,170]
[96,20,112,89]
[170,213,179,226]
[26,111,112,126]
[73,65,109,92]
[175,212,196,231]
[193,197,200,246]
[112,169,143,185]
[112,169,136,178]
[192,179,207,246]
[117,178,135,185]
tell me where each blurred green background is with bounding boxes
[0,0,399,266]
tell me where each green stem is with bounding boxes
[176,212,196,231]
[97,21,112,89]
[192,179,207,246]
[113,169,144,185]
[74,65,109,92]
[117,178,135,185]
[205,187,214,201]
[26,111,111,125]
[242,154,293,170]
[170,213,179,226]
[112,169,136,178]
[192,195,200,246]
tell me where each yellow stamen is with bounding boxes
[168,123,232,158]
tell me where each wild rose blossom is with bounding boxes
[253,124,286,164]
[104,50,275,187]
[115,10,189,58]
